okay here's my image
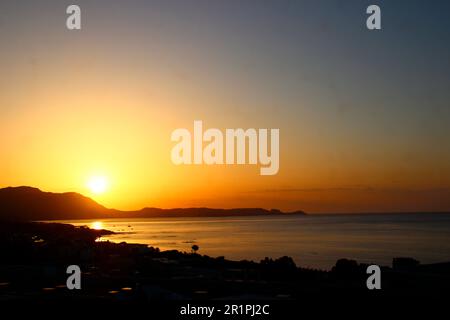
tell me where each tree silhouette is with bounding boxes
[191,244,199,254]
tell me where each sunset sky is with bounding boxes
[1,0,449,213]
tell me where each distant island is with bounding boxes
[0,186,306,221]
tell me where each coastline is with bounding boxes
[1,220,450,301]
[57,213,450,270]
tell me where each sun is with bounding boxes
[87,176,109,194]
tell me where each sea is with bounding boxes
[58,213,450,270]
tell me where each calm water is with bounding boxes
[59,213,450,270]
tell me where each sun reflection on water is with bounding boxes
[91,221,103,230]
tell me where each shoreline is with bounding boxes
[54,213,450,271]
[1,221,450,301]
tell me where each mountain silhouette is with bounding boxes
[0,187,108,220]
[0,186,305,221]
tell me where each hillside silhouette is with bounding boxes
[0,186,305,221]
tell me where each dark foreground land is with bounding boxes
[1,221,450,303]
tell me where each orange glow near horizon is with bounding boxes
[1,2,450,214]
